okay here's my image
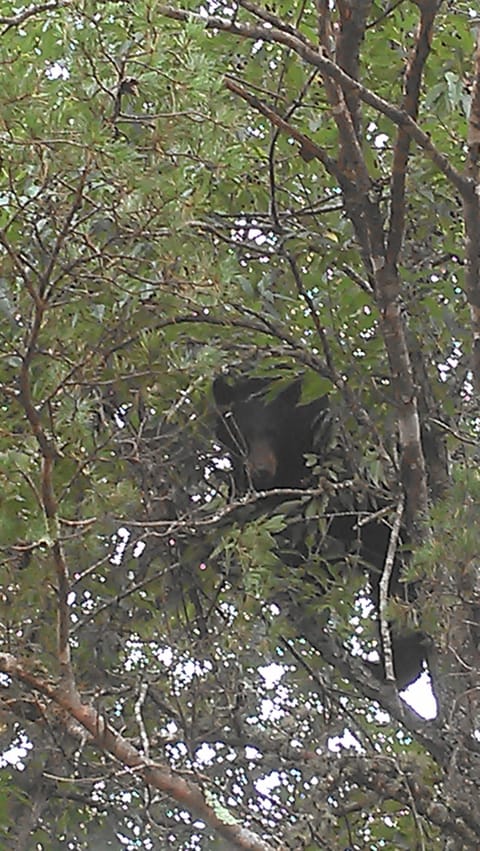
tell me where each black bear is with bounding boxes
[213,374,330,492]
[213,372,427,689]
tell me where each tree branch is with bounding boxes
[224,76,343,180]
[387,0,439,267]
[158,4,471,195]
[379,494,405,683]
[0,654,277,851]
[463,25,480,390]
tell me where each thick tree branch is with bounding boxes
[387,0,439,267]
[463,25,480,390]
[0,654,277,851]
[375,266,429,524]
[335,0,372,138]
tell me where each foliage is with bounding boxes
[1,1,480,850]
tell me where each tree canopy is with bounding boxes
[1,1,480,849]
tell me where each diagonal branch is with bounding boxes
[0,653,277,851]
[224,76,344,181]
[0,0,72,34]
[158,4,470,195]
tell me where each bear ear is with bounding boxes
[213,375,237,408]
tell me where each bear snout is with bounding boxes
[246,439,278,488]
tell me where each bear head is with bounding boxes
[213,375,328,491]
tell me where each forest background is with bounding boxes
[1,1,480,849]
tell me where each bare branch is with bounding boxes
[379,495,405,683]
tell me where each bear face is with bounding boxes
[213,375,328,491]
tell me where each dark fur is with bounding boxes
[213,374,427,689]
[214,375,329,491]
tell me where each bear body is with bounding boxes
[213,373,426,689]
